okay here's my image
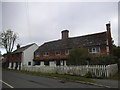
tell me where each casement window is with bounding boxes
[88,47,100,53]
[35,52,40,57]
[65,49,70,55]
[96,47,100,52]
[56,60,60,66]
[43,52,49,56]
[44,61,49,66]
[55,51,61,56]
[28,62,31,65]
[88,48,92,52]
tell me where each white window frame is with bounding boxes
[65,49,70,55]
[96,47,100,52]
[55,51,61,56]
[88,48,92,53]
[43,52,49,56]
[88,47,100,53]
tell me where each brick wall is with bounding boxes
[34,50,68,60]
[7,53,22,62]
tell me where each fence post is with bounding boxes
[106,65,110,77]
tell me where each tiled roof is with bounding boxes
[35,31,107,53]
[13,43,35,54]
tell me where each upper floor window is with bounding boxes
[43,52,49,56]
[65,49,70,55]
[88,47,100,53]
[55,51,61,56]
[96,47,100,52]
[35,52,40,57]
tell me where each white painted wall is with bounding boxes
[40,61,45,66]
[22,44,38,66]
[49,61,56,67]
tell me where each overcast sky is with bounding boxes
[0,1,119,54]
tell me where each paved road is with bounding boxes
[92,79,119,88]
[2,70,102,88]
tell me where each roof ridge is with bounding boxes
[36,31,107,52]
[44,39,61,44]
[69,31,107,39]
[13,43,36,54]
[43,31,107,44]
[20,43,35,48]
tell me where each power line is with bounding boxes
[25,0,31,42]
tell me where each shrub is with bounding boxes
[67,47,89,65]
[67,46,117,65]
[85,71,96,78]
[88,55,117,65]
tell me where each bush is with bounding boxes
[68,53,117,65]
[67,46,117,65]
[85,71,96,78]
[67,47,89,65]
[88,55,117,65]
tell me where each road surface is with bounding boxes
[2,70,102,88]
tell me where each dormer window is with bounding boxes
[55,51,61,56]
[44,52,49,56]
[65,49,70,55]
[88,47,100,53]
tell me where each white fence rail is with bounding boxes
[21,64,118,78]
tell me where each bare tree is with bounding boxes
[0,29,18,53]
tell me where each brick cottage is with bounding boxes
[33,23,113,67]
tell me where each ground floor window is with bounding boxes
[28,62,31,65]
[34,61,40,65]
[56,60,60,66]
[44,61,49,66]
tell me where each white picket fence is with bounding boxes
[21,64,118,78]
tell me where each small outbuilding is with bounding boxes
[6,43,38,70]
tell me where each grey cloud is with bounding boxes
[2,2,118,50]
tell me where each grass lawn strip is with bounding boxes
[4,68,96,83]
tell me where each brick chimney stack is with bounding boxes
[106,23,112,54]
[61,30,69,39]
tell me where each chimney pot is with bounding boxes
[17,44,20,49]
[106,23,110,31]
[61,30,69,39]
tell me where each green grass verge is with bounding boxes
[3,68,96,83]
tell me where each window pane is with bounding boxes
[96,47,100,52]
[44,52,49,56]
[65,50,69,55]
[28,62,31,65]
[44,61,49,66]
[92,48,96,52]
[55,51,61,55]
[88,48,92,52]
